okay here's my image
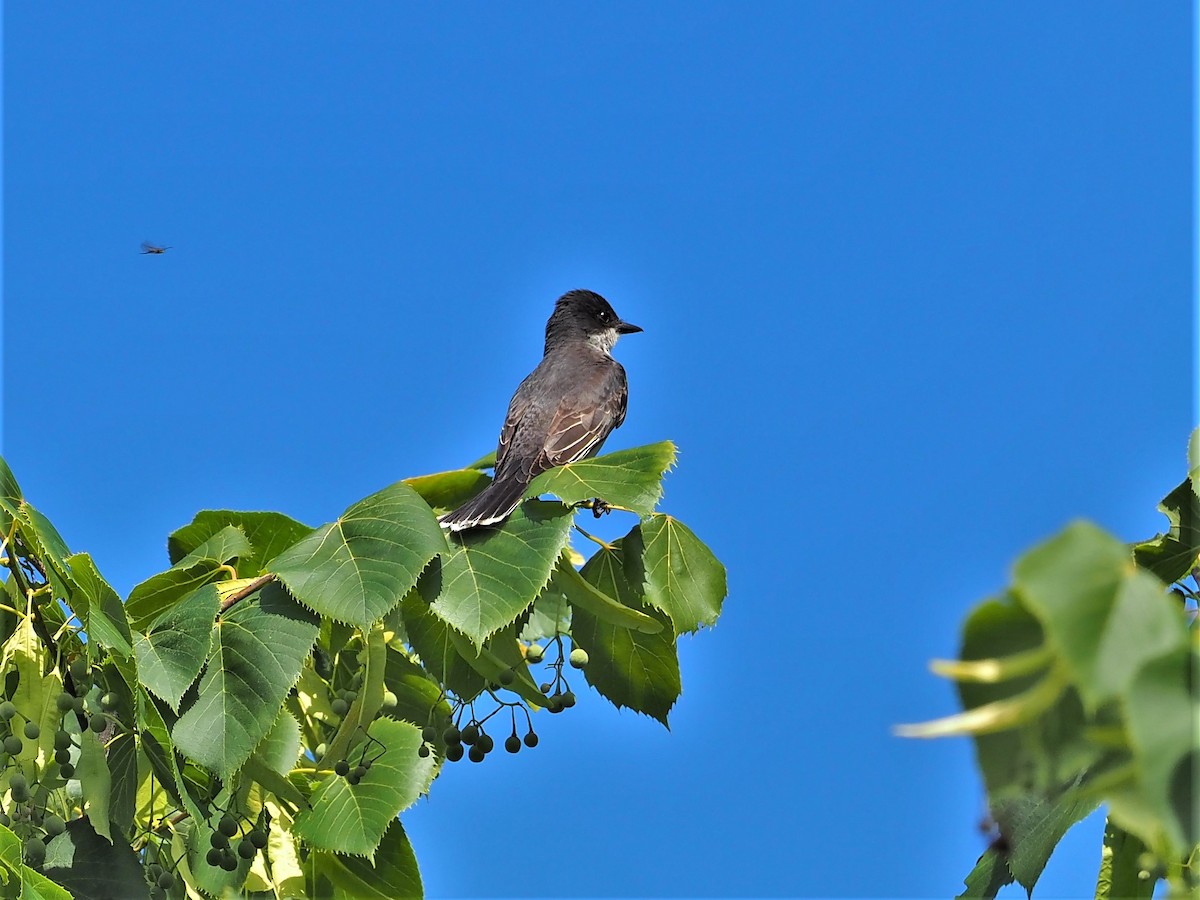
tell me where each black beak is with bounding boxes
[616,321,643,335]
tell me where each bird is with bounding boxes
[439,289,643,532]
[140,241,172,254]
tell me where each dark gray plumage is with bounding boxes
[440,289,642,532]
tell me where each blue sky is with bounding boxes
[3,4,1193,897]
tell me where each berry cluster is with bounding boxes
[204,811,268,872]
[532,640,588,714]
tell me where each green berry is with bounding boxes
[446,743,464,762]
[100,692,118,712]
[561,690,576,708]
[53,731,71,751]
[248,829,268,850]
[43,814,65,836]
[525,644,544,663]
[71,697,85,714]
[547,695,564,713]
[3,735,21,755]
[157,870,175,890]
[220,851,238,872]
[147,863,163,880]
[523,731,539,748]
[498,668,515,686]
[89,715,106,734]
[210,831,229,851]
[54,749,71,766]
[346,772,361,785]
[468,745,485,763]
[206,848,222,867]
[330,698,349,717]
[352,765,367,780]
[23,837,45,865]
[442,725,460,745]
[421,725,438,743]
[218,814,238,837]
[381,690,398,709]
[23,722,39,741]
[539,682,552,694]
[334,760,350,777]
[58,763,74,779]
[505,734,521,753]
[417,744,431,758]
[55,693,74,712]
[237,839,257,860]
[343,690,358,703]
[460,724,479,745]
[10,773,27,792]
[314,742,328,758]
[0,702,14,720]
[477,734,494,754]
[69,658,88,681]
[569,647,589,668]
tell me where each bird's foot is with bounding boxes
[591,498,612,519]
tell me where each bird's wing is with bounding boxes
[494,384,533,476]
[538,363,628,471]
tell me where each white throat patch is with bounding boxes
[586,327,620,356]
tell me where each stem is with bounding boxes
[219,574,275,614]
[573,524,614,551]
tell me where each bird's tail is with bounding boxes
[438,475,529,532]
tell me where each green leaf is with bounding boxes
[630,514,726,635]
[0,498,75,599]
[520,579,572,643]
[991,791,1100,892]
[1112,647,1196,853]
[551,552,663,634]
[42,818,150,899]
[107,731,139,832]
[315,819,423,899]
[383,650,453,732]
[294,718,436,858]
[526,441,677,515]
[573,542,680,726]
[955,848,1013,899]
[0,820,21,895]
[271,482,445,629]
[1132,479,1200,585]
[1095,819,1153,900]
[254,708,303,777]
[64,552,133,657]
[0,456,22,534]
[431,500,574,647]
[125,525,252,630]
[20,868,74,900]
[133,583,220,711]
[168,509,313,573]
[466,450,496,470]
[1015,522,1188,711]
[404,469,493,512]
[445,624,549,709]
[172,581,319,779]
[400,580,485,701]
[77,729,114,843]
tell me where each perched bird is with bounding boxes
[440,289,643,532]
[140,241,172,254]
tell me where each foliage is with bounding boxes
[0,440,726,898]
[900,429,1200,898]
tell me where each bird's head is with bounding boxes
[545,289,642,355]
